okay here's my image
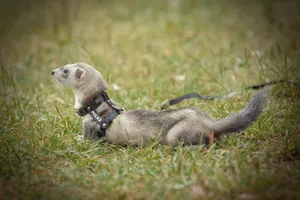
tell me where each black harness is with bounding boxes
[77,91,124,136]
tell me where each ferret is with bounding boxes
[52,62,268,146]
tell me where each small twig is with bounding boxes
[54,103,68,130]
[9,67,24,119]
[37,95,41,113]
[81,45,96,66]
[7,143,22,163]
[183,52,228,93]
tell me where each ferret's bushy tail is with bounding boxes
[212,88,269,137]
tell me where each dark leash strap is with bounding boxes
[161,79,300,110]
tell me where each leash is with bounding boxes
[161,79,300,110]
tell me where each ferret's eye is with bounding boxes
[63,69,68,74]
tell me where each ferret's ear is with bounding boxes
[76,68,86,79]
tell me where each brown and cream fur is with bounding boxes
[52,62,268,146]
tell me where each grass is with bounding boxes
[1,0,300,199]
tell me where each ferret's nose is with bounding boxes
[52,71,55,75]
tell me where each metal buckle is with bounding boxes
[77,108,88,117]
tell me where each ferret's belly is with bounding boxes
[105,114,163,145]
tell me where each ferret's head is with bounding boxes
[52,62,107,108]
[52,62,88,88]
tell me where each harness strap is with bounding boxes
[77,91,124,136]
[88,109,120,130]
[77,93,106,117]
[96,110,120,138]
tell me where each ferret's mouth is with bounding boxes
[52,75,63,84]
[53,76,70,86]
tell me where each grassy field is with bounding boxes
[1,0,300,199]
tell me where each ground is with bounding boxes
[0,0,300,199]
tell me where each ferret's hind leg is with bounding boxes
[164,120,208,147]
